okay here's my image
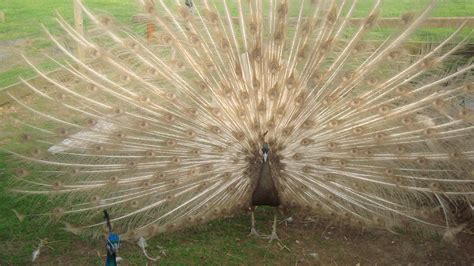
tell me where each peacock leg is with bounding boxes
[267,213,280,243]
[265,213,280,243]
[248,210,260,237]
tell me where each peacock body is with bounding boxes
[2,0,474,243]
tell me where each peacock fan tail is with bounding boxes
[2,0,473,241]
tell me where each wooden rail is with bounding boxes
[347,17,474,27]
[145,17,474,41]
[73,0,84,61]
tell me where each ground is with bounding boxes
[1,203,473,265]
[1,0,474,265]
[0,81,473,264]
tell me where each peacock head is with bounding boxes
[262,143,270,162]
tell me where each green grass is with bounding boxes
[0,0,471,39]
[0,1,473,264]
[0,153,298,265]
[0,0,471,41]
[0,0,138,41]
[352,0,474,17]
[0,0,141,88]
[0,148,285,264]
[1,156,471,264]
[0,61,60,88]
[0,149,472,264]
[0,0,473,88]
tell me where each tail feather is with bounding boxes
[2,0,473,239]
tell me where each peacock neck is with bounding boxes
[251,152,280,207]
[105,253,117,266]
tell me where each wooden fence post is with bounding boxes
[147,22,156,42]
[73,0,84,60]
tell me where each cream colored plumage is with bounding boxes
[2,0,473,241]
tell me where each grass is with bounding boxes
[0,1,473,264]
[0,0,473,88]
[1,147,472,264]
[0,153,320,265]
[0,0,138,41]
[0,0,140,88]
[0,136,473,264]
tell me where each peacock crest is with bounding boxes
[1,0,473,244]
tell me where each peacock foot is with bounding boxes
[265,213,280,243]
[248,210,261,237]
[248,227,261,237]
[264,230,280,243]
